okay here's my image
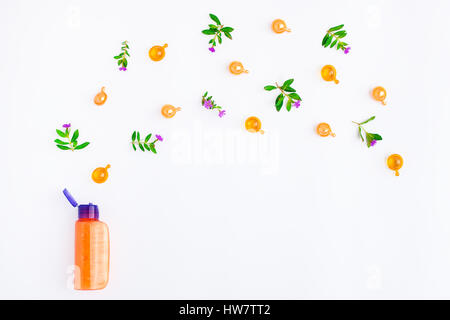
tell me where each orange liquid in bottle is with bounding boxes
[74,218,109,290]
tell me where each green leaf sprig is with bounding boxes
[114,41,130,70]
[202,14,234,52]
[352,116,383,148]
[322,24,350,54]
[264,79,302,112]
[131,131,163,153]
[202,92,226,118]
[55,124,90,151]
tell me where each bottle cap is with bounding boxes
[63,188,99,219]
[78,203,99,219]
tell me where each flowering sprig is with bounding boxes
[55,124,90,151]
[264,79,302,112]
[352,116,382,148]
[114,41,129,71]
[201,14,234,52]
[131,131,163,153]
[322,24,351,54]
[202,92,226,117]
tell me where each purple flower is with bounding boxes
[209,46,215,53]
[204,100,213,109]
[370,139,377,147]
[155,134,163,142]
[344,47,351,54]
[294,100,301,108]
[119,67,127,71]
[62,123,71,129]
[218,110,226,118]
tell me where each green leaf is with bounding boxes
[132,131,136,142]
[114,55,121,59]
[144,143,151,151]
[289,92,301,100]
[284,86,296,92]
[202,29,216,35]
[325,36,332,47]
[54,139,68,145]
[334,30,347,38]
[365,133,374,148]
[123,59,128,68]
[118,60,122,66]
[145,133,152,143]
[322,34,330,46]
[360,116,375,125]
[330,39,338,48]
[282,79,294,89]
[286,100,292,111]
[328,24,344,32]
[74,142,89,150]
[218,34,222,44]
[224,31,232,39]
[139,143,145,152]
[132,143,136,151]
[209,13,221,25]
[358,127,364,141]
[264,85,276,91]
[137,132,140,141]
[209,24,218,29]
[149,144,157,154]
[275,94,284,111]
[57,145,71,150]
[56,129,66,138]
[71,129,79,143]
[222,27,233,33]
[371,133,383,141]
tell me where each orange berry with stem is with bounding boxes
[94,87,107,105]
[317,123,336,137]
[387,154,403,176]
[92,165,111,184]
[229,61,248,75]
[161,104,181,118]
[372,86,387,105]
[272,19,291,33]
[245,117,264,134]
[321,65,339,84]
[149,44,168,61]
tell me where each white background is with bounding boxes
[1,0,450,299]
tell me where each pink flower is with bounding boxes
[344,47,351,54]
[62,123,71,128]
[119,67,127,71]
[204,100,213,109]
[209,47,215,53]
[218,110,226,118]
[370,139,377,147]
[294,100,301,108]
[155,134,163,142]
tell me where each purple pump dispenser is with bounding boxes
[63,188,99,219]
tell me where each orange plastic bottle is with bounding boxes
[64,189,110,290]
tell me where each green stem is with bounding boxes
[276,83,292,102]
[326,32,346,50]
[65,129,75,151]
[352,122,368,133]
